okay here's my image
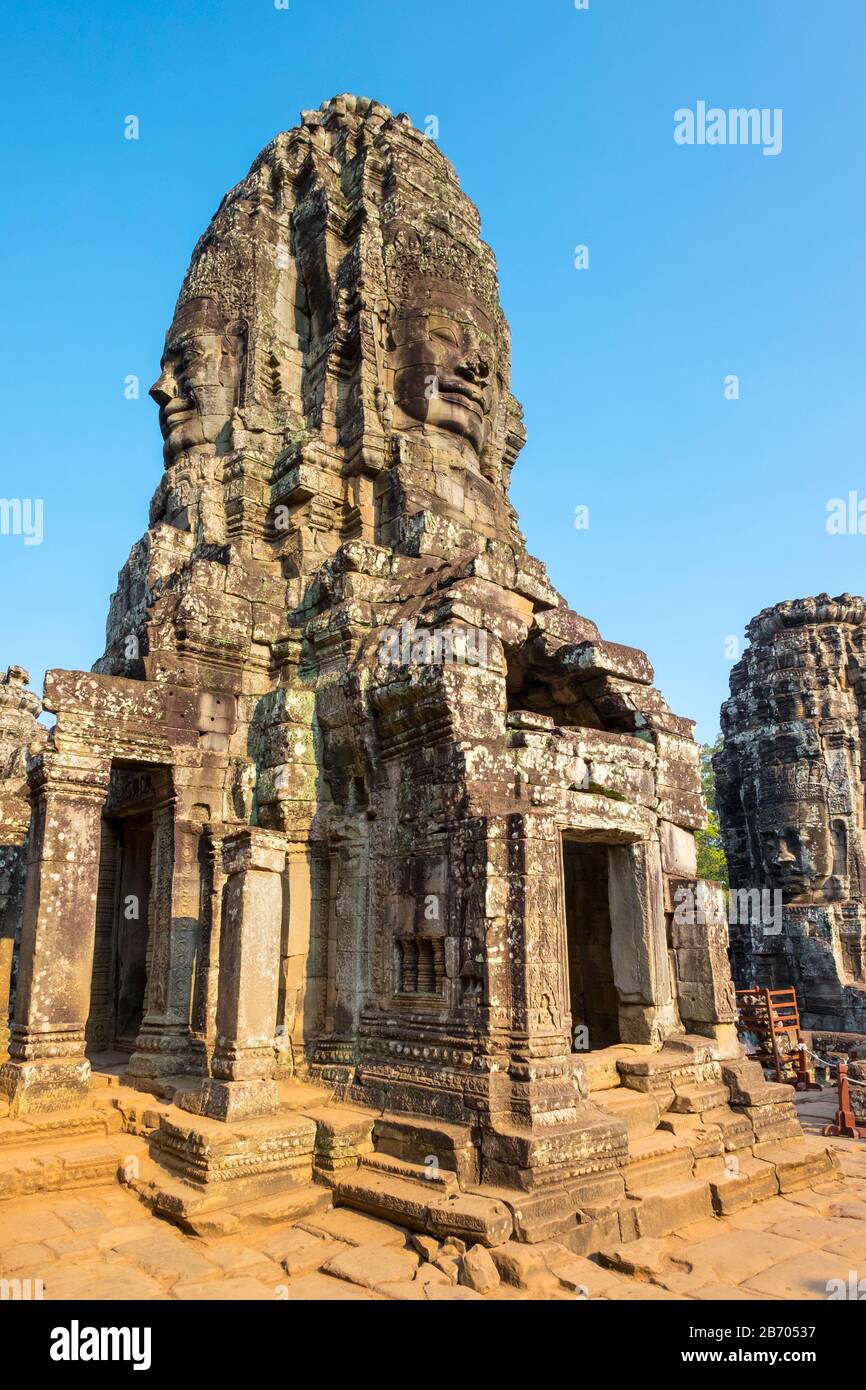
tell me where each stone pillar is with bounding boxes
[189,826,227,1054]
[277,843,314,1076]
[128,770,203,1082]
[0,752,111,1114]
[670,876,739,1053]
[608,839,678,1043]
[198,828,286,1120]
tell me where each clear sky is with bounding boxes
[1,0,863,742]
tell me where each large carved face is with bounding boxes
[390,285,498,458]
[149,298,245,465]
[758,802,835,900]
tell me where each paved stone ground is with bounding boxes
[1,1092,864,1302]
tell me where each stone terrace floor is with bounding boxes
[1,1091,865,1301]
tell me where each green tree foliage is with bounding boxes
[696,735,729,885]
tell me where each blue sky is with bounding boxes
[1,0,863,742]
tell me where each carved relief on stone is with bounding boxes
[717,594,866,1029]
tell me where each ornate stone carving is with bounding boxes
[716,593,866,1029]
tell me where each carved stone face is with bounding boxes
[149,298,245,465]
[758,804,835,900]
[390,287,498,458]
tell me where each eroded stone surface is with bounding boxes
[0,667,46,1063]
[716,594,866,1031]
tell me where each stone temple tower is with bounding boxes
[1,98,831,1243]
[716,594,866,1032]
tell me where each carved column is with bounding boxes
[189,826,227,1058]
[608,839,678,1043]
[198,828,286,1120]
[277,842,314,1076]
[0,752,111,1114]
[128,769,203,1081]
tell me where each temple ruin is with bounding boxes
[716,593,866,1033]
[0,97,834,1249]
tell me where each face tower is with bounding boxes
[716,594,866,1030]
[2,98,827,1241]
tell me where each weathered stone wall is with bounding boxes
[0,667,47,1059]
[716,594,866,1031]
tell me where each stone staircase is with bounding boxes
[321,1038,839,1254]
[584,1038,834,1243]
[0,1080,128,1201]
[0,1040,840,1255]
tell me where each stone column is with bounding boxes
[189,826,227,1054]
[128,770,203,1081]
[608,839,678,1043]
[0,752,111,1114]
[198,828,286,1120]
[276,843,313,1076]
[670,876,738,1052]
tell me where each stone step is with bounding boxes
[620,1131,695,1193]
[753,1138,839,1193]
[670,1081,730,1115]
[708,1153,779,1215]
[578,1045,655,1094]
[332,1163,512,1247]
[372,1111,481,1185]
[579,1052,624,1094]
[183,1183,332,1238]
[299,1102,375,1174]
[0,1104,121,1152]
[90,1068,128,1091]
[617,1058,712,1103]
[701,1105,756,1151]
[276,1078,336,1112]
[0,1133,124,1200]
[359,1152,460,1192]
[616,1177,714,1242]
[744,1104,801,1144]
[658,1113,724,1159]
[591,1088,660,1141]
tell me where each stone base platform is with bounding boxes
[0,1045,841,1256]
[319,1038,838,1253]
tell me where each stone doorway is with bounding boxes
[86,776,153,1055]
[563,839,620,1050]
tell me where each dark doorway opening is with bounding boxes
[563,840,619,1049]
[114,813,152,1047]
